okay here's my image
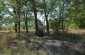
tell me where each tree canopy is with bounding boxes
[0,0,85,33]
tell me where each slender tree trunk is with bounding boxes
[34,8,38,35]
[44,0,50,34]
[25,13,28,33]
[14,0,21,36]
[13,8,18,33]
[15,23,17,32]
[44,12,49,34]
[58,11,61,33]
[17,7,21,36]
[57,18,60,32]
[61,1,65,32]
[0,24,1,30]
[31,0,39,35]
[17,21,20,36]
[61,14,64,32]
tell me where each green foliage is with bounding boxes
[68,23,79,29]
[0,0,85,31]
[49,18,58,31]
[1,25,14,30]
[66,0,85,29]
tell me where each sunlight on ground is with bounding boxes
[0,29,85,55]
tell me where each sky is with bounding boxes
[2,8,58,28]
[8,8,46,25]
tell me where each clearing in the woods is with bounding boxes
[0,29,85,55]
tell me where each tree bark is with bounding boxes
[15,23,17,32]
[34,8,38,35]
[44,0,50,34]
[25,13,28,33]
[61,13,64,32]
[58,10,61,32]
[44,12,49,34]
[61,1,65,32]
[17,21,20,36]
[13,8,18,33]
[17,7,21,36]
[16,0,21,36]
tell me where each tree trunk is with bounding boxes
[44,0,50,34]
[17,21,20,36]
[45,12,49,34]
[58,11,61,33]
[17,8,21,36]
[25,13,28,33]
[61,14,64,32]
[61,1,65,32]
[14,0,21,36]
[13,8,18,33]
[15,23,17,32]
[34,8,38,35]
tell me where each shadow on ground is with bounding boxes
[0,31,85,55]
[49,31,85,42]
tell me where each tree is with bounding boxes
[29,0,39,35]
[43,0,49,34]
[66,0,85,29]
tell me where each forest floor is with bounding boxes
[0,29,85,55]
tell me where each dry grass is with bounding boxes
[0,31,17,48]
[68,29,85,34]
[0,29,85,55]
